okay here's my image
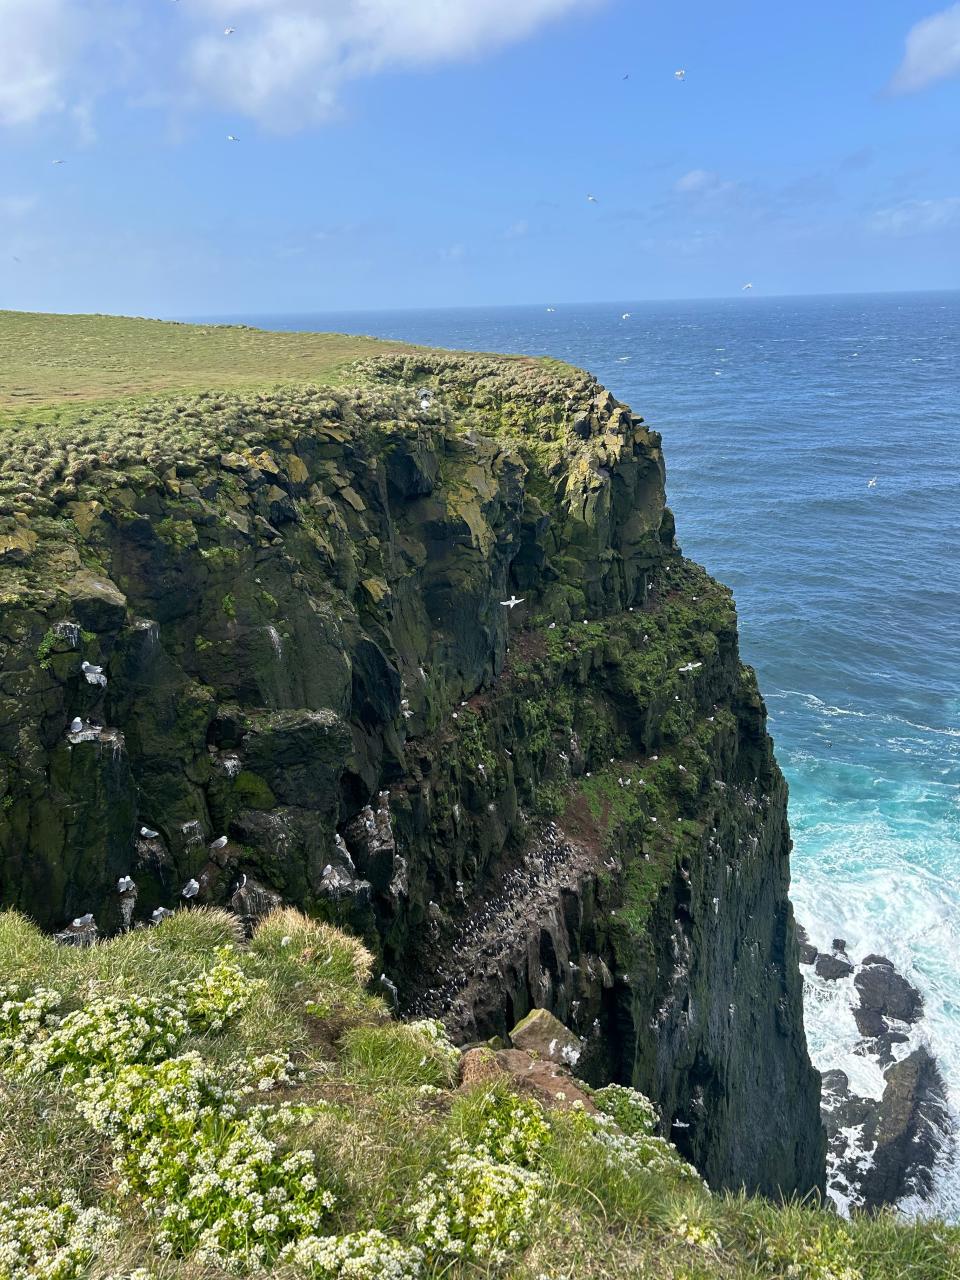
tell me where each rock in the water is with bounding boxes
[796,923,818,965]
[860,1047,952,1207]
[855,956,922,1026]
[509,1008,583,1067]
[815,951,854,981]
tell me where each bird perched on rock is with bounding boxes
[140,825,159,839]
[151,907,173,924]
[182,879,200,899]
[72,913,94,928]
[69,717,83,734]
[117,876,135,894]
[379,973,399,1009]
[208,835,228,850]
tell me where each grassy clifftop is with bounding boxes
[1,907,956,1280]
[0,311,419,420]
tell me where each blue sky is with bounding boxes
[1,0,959,314]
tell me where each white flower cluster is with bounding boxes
[245,1051,302,1093]
[410,1152,544,1266]
[590,1083,659,1137]
[277,1229,424,1279]
[470,1093,551,1167]
[0,985,62,1061]
[582,1109,703,1185]
[186,946,264,1031]
[404,1019,460,1070]
[24,994,188,1083]
[65,1050,336,1264]
[0,1191,117,1280]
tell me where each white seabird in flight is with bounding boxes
[742,282,753,290]
[674,69,686,82]
[227,134,240,142]
[500,596,525,609]
[224,26,235,35]
[867,476,877,488]
[586,193,598,203]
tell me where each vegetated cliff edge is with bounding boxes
[0,347,825,1199]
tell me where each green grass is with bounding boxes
[0,310,417,420]
[1,907,957,1279]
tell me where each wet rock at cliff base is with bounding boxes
[509,1008,583,1066]
[822,1047,953,1210]
[815,950,854,980]
[861,1047,953,1207]
[796,923,818,965]
[460,1045,596,1112]
[855,956,923,1027]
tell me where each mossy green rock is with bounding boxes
[0,350,824,1200]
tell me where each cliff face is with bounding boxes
[0,351,825,1198]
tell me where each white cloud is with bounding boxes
[890,3,960,94]
[186,0,601,126]
[0,0,600,132]
[0,0,81,127]
[869,196,960,235]
[674,169,737,197]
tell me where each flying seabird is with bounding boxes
[621,312,631,320]
[867,476,877,488]
[227,134,240,142]
[586,193,598,203]
[224,26,235,35]
[52,159,66,165]
[500,596,525,609]
[182,878,200,899]
[678,661,703,673]
[117,876,135,894]
[674,69,686,81]
[742,282,753,290]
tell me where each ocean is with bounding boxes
[201,293,960,1215]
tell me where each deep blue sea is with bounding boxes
[197,294,960,1213]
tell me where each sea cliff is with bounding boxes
[0,336,824,1197]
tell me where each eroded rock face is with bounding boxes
[0,353,824,1199]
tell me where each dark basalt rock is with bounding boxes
[816,947,951,1210]
[815,951,854,980]
[0,356,825,1201]
[855,955,923,1027]
[796,923,818,965]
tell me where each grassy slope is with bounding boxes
[0,909,956,1280]
[0,311,420,420]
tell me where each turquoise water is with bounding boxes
[203,294,960,1212]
